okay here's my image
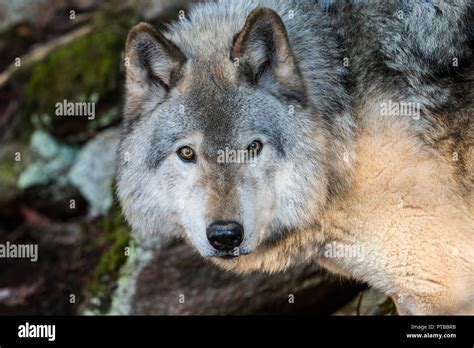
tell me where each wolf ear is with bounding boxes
[125,22,185,101]
[231,8,305,104]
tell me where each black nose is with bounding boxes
[206,220,244,251]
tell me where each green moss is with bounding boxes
[0,161,22,201]
[0,142,30,202]
[82,204,131,313]
[25,29,125,117]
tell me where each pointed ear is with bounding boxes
[231,8,305,104]
[125,22,185,101]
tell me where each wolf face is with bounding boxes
[116,0,474,314]
[117,4,355,269]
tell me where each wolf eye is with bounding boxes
[177,146,195,162]
[247,140,263,155]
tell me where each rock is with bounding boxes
[0,282,40,307]
[23,30,125,142]
[106,235,160,316]
[80,205,131,314]
[17,130,79,189]
[334,288,398,316]
[107,238,364,315]
[0,133,87,222]
[69,128,120,217]
[0,0,49,31]
[17,127,121,218]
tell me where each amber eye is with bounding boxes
[247,140,263,155]
[177,146,195,162]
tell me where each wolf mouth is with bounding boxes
[213,251,251,260]
[218,254,240,260]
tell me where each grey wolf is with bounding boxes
[117,0,474,314]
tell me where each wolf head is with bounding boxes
[117,4,355,273]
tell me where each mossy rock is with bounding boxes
[22,29,126,142]
[0,141,30,202]
[82,203,131,314]
[26,29,124,112]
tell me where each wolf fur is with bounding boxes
[117,0,474,314]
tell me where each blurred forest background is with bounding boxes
[0,0,396,315]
